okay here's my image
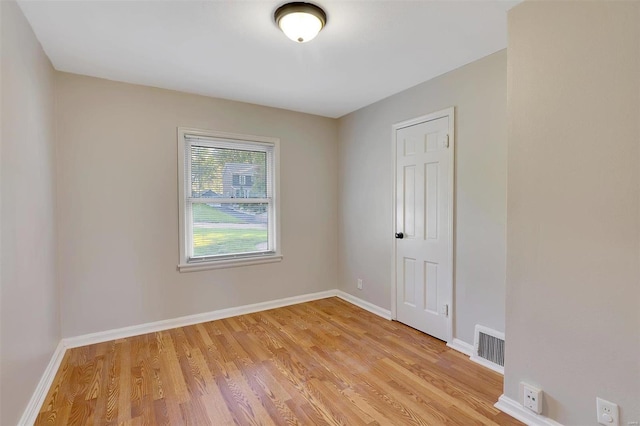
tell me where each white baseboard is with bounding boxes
[495,395,563,426]
[335,290,392,320]
[446,338,474,356]
[63,289,338,349]
[18,341,67,426]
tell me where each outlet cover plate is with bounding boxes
[522,383,542,414]
[596,397,619,426]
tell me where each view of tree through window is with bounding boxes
[188,143,272,259]
[190,146,266,198]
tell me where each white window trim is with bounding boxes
[177,127,282,272]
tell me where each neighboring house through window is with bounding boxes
[225,165,256,198]
[177,128,282,271]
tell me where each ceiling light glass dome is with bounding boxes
[275,2,327,43]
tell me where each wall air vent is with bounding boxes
[472,325,505,374]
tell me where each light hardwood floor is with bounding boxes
[36,297,521,425]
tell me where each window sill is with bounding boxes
[177,254,283,272]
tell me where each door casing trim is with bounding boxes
[390,107,455,343]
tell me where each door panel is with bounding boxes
[395,114,452,341]
[403,257,416,307]
[425,161,439,240]
[403,165,416,238]
[425,261,438,313]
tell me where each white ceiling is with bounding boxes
[19,0,519,118]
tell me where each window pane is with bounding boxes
[191,202,269,258]
[191,146,267,199]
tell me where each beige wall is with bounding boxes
[0,2,60,424]
[337,51,508,345]
[55,73,338,338]
[506,1,640,424]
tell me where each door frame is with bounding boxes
[390,107,455,342]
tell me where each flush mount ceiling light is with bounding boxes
[274,2,326,43]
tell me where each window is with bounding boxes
[177,128,281,271]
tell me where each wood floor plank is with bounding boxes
[36,297,522,425]
[117,339,132,423]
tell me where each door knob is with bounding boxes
[395,232,404,239]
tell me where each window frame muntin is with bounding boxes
[177,127,282,272]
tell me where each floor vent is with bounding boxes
[471,325,505,375]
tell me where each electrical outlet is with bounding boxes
[522,383,542,414]
[596,397,619,426]
[357,279,363,290]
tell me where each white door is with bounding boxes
[394,111,453,342]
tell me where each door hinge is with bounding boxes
[443,134,450,148]
[440,304,449,317]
